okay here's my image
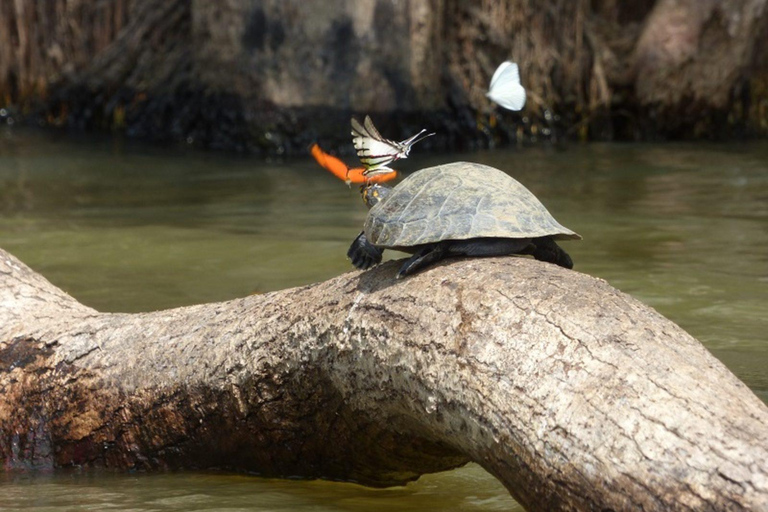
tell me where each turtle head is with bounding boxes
[361,183,390,209]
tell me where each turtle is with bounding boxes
[347,162,581,278]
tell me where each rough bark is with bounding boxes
[1,247,767,511]
[1,1,767,149]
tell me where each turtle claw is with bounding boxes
[347,231,383,270]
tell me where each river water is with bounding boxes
[1,129,766,511]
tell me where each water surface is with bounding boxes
[1,128,766,510]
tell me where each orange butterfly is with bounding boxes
[310,143,397,185]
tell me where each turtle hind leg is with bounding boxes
[347,231,383,270]
[397,243,449,279]
[530,236,573,269]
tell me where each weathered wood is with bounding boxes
[1,246,767,510]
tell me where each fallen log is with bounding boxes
[1,246,766,511]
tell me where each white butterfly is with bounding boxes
[487,61,526,111]
[351,116,434,176]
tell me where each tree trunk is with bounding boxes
[2,1,767,149]
[633,0,768,138]
[1,247,767,510]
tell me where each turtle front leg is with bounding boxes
[347,231,383,270]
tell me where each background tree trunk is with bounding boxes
[633,0,768,138]
[1,0,766,150]
[1,246,767,511]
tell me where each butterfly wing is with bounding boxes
[346,167,398,184]
[489,61,517,90]
[310,143,350,182]
[351,116,402,172]
[351,116,434,175]
[311,143,396,184]
[487,61,527,111]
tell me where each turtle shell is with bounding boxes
[364,162,581,249]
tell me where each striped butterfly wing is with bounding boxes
[351,116,405,173]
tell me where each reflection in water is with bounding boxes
[1,129,766,511]
[0,465,522,512]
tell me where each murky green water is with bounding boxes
[1,128,766,510]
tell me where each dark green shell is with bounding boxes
[364,162,581,248]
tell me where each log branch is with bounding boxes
[1,247,767,511]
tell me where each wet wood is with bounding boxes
[1,246,767,510]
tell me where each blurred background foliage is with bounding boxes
[1,0,767,153]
